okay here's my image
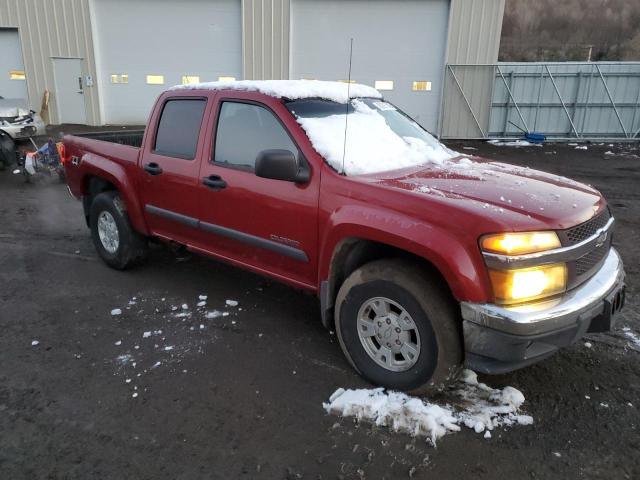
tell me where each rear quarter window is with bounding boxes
[154,98,206,159]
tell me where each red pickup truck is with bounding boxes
[64,80,625,392]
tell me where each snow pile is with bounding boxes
[324,369,532,445]
[622,327,640,349]
[170,79,381,104]
[297,100,458,175]
[487,139,542,147]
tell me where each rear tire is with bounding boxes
[335,259,463,394]
[90,191,147,270]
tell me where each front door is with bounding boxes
[198,95,319,289]
[138,96,209,246]
[52,58,87,124]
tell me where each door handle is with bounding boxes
[202,175,227,191]
[143,162,163,175]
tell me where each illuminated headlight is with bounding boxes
[488,264,567,305]
[481,231,561,255]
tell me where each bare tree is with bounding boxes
[500,0,640,61]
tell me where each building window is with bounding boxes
[374,80,394,91]
[9,70,26,80]
[110,74,129,84]
[182,75,200,85]
[412,81,432,92]
[218,76,236,82]
[146,75,165,85]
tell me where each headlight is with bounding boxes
[488,263,567,305]
[481,231,561,255]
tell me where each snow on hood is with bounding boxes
[170,79,381,104]
[296,99,459,175]
[0,98,30,117]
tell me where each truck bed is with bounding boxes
[75,130,145,148]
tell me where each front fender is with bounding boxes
[79,153,149,236]
[318,205,492,303]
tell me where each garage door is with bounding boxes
[0,28,28,101]
[92,0,242,124]
[291,0,449,132]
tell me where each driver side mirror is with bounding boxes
[255,149,310,183]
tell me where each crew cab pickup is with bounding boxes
[64,80,625,392]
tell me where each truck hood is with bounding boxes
[358,156,606,230]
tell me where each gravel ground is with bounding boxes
[0,132,638,479]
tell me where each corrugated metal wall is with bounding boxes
[440,0,504,137]
[441,62,640,139]
[490,63,640,139]
[242,0,290,80]
[0,0,100,125]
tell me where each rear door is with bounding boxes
[138,93,211,245]
[197,93,320,289]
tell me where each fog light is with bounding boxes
[489,263,567,305]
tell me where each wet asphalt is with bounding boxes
[0,135,638,479]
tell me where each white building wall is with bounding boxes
[0,0,101,125]
[91,0,243,125]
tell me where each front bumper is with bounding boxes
[461,248,625,374]
[1,116,46,140]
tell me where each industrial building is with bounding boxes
[0,0,505,133]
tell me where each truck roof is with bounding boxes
[168,79,381,104]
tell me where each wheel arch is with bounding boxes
[78,155,149,235]
[319,236,462,330]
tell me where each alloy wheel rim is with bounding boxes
[356,296,421,372]
[97,211,119,254]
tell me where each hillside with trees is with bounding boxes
[500,0,640,61]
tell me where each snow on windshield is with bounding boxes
[170,79,381,104]
[294,99,459,176]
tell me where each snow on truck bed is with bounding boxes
[171,80,459,176]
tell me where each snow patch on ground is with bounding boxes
[487,139,542,147]
[622,327,640,349]
[324,369,532,446]
[110,294,242,399]
[170,79,381,104]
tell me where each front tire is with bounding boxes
[90,191,147,270]
[335,259,463,393]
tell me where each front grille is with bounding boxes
[575,243,609,276]
[561,208,613,290]
[562,209,611,246]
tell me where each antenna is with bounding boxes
[341,38,354,175]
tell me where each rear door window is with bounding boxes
[154,98,207,159]
[213,101,296,170]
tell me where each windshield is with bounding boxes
[285,98,458,175]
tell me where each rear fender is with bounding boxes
[80,153,149,236]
